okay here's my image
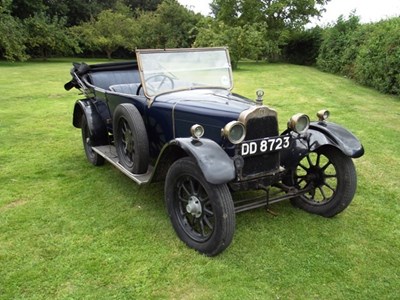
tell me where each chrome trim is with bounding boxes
[222,121,246,144]
[238,105,277,125]
[288,113,310,134]
[317,109,330,121]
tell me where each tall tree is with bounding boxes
[24,13,79,59]
[0,1,28,61]
[210,0,330,60]
[72,9,138,59]
[10,0,164,26]
[194,19,268,68]
[211,0,330,29]
[137,0,201,49]
[10,0,45,19]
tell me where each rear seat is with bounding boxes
[109,83,141,95]
[88,69,140,90]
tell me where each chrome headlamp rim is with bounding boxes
[288,113,310,134]
[222,121,246,144]
[190,124,204,139]
[317,109,330,121]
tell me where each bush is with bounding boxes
[354,18,400,94]
[316,14,361,74]
[283,26,323,65]
[0,12,28,61]
[316,15,400,95]
[194,20,274,69]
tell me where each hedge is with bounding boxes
[316,15,400,95]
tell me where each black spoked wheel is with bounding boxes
[113,104,149,174]
[165,157,235,256]
[81,115,105,166]
[290,147,357,217]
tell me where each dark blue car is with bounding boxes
[65,48,364,256]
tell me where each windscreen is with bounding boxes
[136,48,233,97]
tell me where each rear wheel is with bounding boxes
[81,115,105,166]
[289,147,357,217]
[165,157,235,256]
[113,104,149,174]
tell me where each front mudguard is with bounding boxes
[281,121,364,170]
[72,99,108,146]
[153,138,236,185]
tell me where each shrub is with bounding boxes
[354,18,400,94]
[316,14,361,74]
[283,26,323,65]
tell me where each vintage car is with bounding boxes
[65,48,364,256]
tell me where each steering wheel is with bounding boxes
[136,83,143,95]
[144,74,175,95]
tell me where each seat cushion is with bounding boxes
[109,83,141,95]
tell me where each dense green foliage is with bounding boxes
[354,18,400,94]
[194,21,267,68]
[71,9,138,59]
[135,0,201,49]
[0,0,330,63]
[282,26,323,65]
[8,0,162,26]
[209,0,330,62]
[0,0,200,60]
[24,13,79,59]
[316,15,400,95]
[1,0,399,95]
[316,14,362,74]
[0,11,28,61]
[1,59,399,299]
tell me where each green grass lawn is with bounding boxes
[0,59,399,299]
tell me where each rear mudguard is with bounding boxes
[281,121,364,169]
[152,138,236,185]
[72,99,108,146]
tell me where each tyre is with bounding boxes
[81,114,105,166]
[165,157,235,256]
[289,147,357,217]
[113,104,149,174]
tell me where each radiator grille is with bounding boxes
[245,116,278,140]
[242,115,280,177]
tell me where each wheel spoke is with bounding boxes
[309,187,316,198]
[315,153,321,167]
[321,160,332,171]
[203,215,214,230]
[199,219,206,237]
[306,154,314,167]
[295,174,307,182]
[325,174,337,179]
[122,141,128,154]
[189,178,196,195]
[181,181,191,197]
[178,193,188,204]
[299,162,309,172]
[318,186,327,200]
[121,121,127,134]
[198,193,209,203]
[323,181,336,193]
[203,203,214,217]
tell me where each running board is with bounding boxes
[92,146,153,185]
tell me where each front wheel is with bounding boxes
[165,157,235,256]
[289,147,357,217]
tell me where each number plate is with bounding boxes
[241,135,291,156]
